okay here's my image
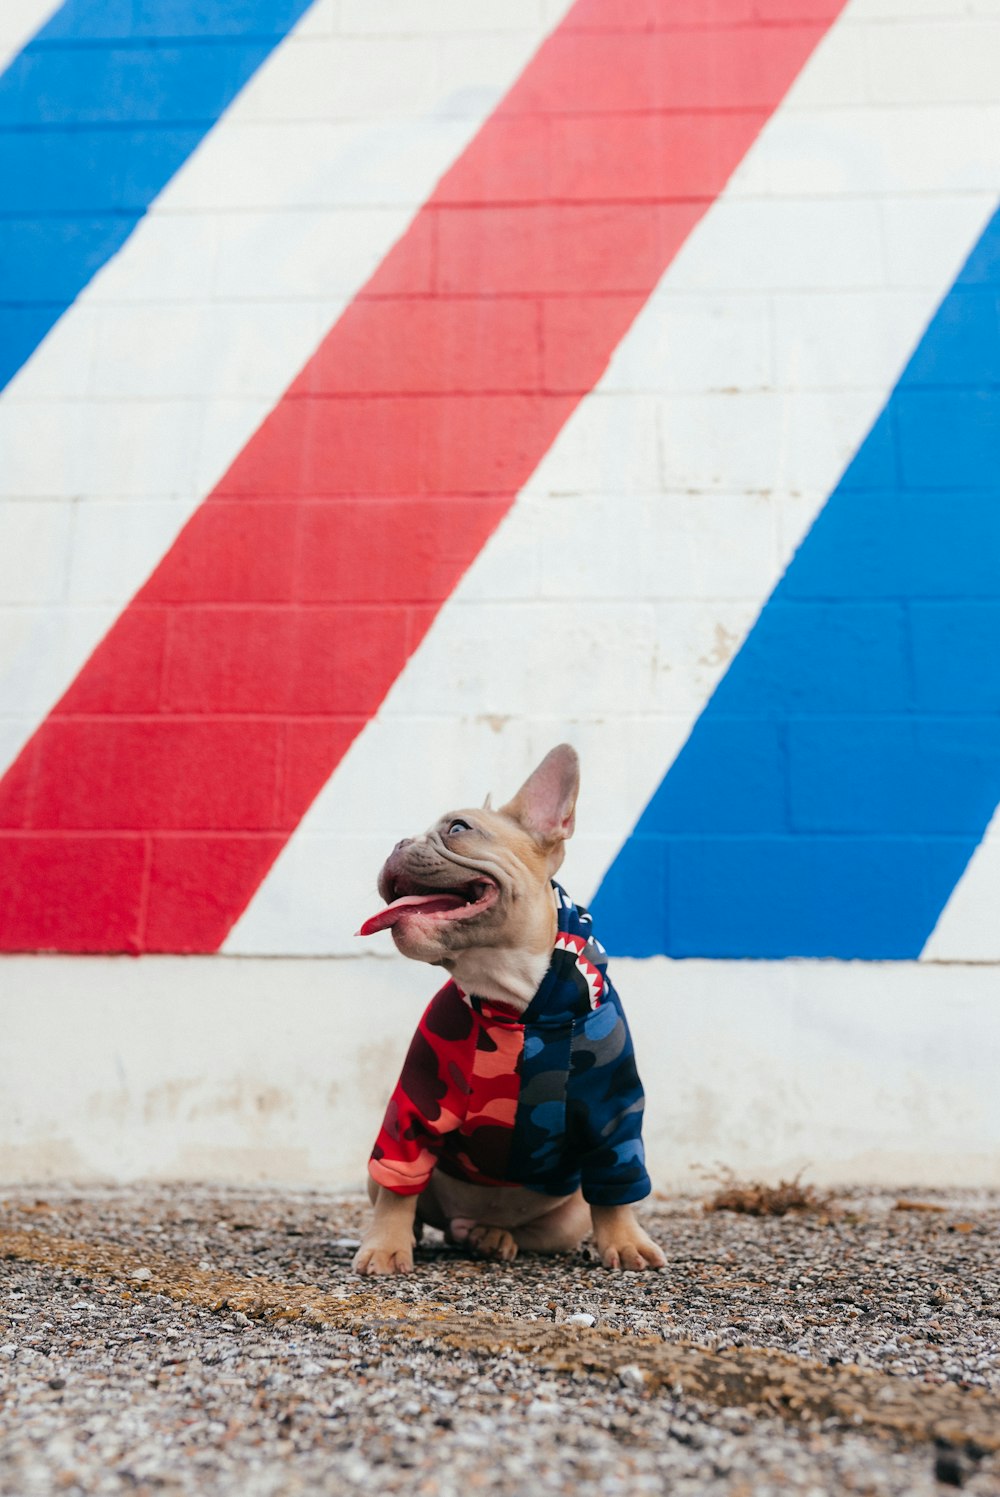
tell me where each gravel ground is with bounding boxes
[1,1184,998,1496]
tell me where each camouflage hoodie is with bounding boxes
[369,883,651,1206]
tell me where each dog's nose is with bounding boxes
[393,838,413,853]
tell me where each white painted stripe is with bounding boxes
[922,808,1000,961]
[847,0,1000,17]
[229,0,1000,955]
[730,106,1000,201]
[0,0,569,770]
[3,955,998,1186]
[0,0,61,76]
[337,0,555,35]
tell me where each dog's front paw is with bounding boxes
[591,1204,666,1272]
[597,1229,665,1272]
[351,1237,414,1276]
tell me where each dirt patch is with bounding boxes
[3,1220,999,1457]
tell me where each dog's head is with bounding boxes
[358,744,579,970]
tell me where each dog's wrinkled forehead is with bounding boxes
[421,803,551,875]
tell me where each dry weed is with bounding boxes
[697,1166,837,1218]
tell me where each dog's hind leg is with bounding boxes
[449,1190,592,1260]
[510,1190,591,1255]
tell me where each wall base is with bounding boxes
[2,955,998,1189]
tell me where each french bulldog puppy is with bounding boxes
[352,744,665,1276]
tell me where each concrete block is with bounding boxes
[161,605,411,715]
[27,717,283,831]
[0,501,72,604]
[863,20,1000,105]
[712,599,911,714]
[880,194,996,290]
[910,602,1000,712]
[896,389,1000,490]
[899,288,1000,388]
[85,301,327,400]
[923,831,1000,961]
[0,605,115,719]
[647,599,762,715]
[739,106,1000,198]
[658,390,882,497]
[339,0,546,34]
[647,716,790,833]
[770,289,933,391]
[0,0,63,72]
[603,290,772,395]
[524,393,663,496]
[665,834,947,958]
[0,835,146,952]
[788,717,1000,834]
[671,197,884,292]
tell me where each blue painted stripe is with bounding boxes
[0,0,315,392]
[593,206,1000,960]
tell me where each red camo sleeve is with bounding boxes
[368,982,478,1196]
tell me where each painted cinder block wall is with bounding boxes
[1,0,999,1187]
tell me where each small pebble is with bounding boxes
[934,1450,966,1487]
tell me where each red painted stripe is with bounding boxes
[0,0,846,953]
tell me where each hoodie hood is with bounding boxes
[466,882,608,1029]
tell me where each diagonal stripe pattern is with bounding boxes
[0,0,317,392]
[0,0,846,953]
[593,206,1000,960]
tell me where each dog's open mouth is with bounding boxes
[357,875,499,937]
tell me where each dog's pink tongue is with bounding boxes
[357,891,466,937]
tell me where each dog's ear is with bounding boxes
[502,744,579,848]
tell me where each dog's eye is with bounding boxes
[447,819,472,835]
